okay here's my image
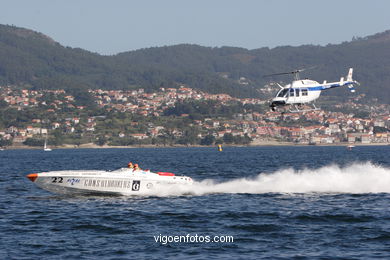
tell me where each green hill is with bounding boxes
[1,24,390,102]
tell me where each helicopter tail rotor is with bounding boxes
[345,67,359,92]
[347,68,353,81]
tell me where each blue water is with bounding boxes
[1,146,390,259]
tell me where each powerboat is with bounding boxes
[26,168,193,195]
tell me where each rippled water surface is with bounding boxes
[1,146,390,259]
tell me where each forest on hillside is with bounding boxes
[1,24,390,102]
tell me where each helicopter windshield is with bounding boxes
[277,89,289,97]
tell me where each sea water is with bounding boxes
[1,146,390,259]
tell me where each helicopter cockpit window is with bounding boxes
[277,89,289,97]
[289,88,295,97]
[301,89,308,96]
[295,89,300,97]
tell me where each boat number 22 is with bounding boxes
[51,177,63,183]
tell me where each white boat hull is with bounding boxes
[27,168,193,196]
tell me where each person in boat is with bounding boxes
[133,163,140,171]
[127,162,134,169]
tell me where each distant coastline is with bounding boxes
[2,141,388,150]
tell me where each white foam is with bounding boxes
[145,162,390,196]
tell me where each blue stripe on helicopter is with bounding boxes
[307,82,352,91]
[307,86,326,91]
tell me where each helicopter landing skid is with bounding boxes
[289,104,320,113]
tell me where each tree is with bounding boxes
[353,111,370,119]
[215,138,223,145]
[0,100,8,108]
[23,138,44,146]
[94,136,107,146]
[51,129,64,146]
[223,133,234,144]
[66,88,97,109]
[108,137,137,146]
[233,134,252,145]
[179,127,200,145]
[200,134,215,145]
[0,138,12,147]
[373,126,389,133]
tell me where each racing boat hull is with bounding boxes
[26,168,193,196]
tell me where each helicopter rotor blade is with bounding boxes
[263,66,317,78]
[297,65,317,72]
[263,71,299,78]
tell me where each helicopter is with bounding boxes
[266,67,359,112]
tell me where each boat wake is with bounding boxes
[147,162,390,196]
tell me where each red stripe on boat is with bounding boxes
[157,172,175,176]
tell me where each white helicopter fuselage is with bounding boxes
[272,79,322,106]
[270,68,357,110]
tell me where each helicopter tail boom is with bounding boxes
[325,68,357,92]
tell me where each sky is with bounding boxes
[1,0,390,55]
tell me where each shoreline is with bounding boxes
[1,141,389,150]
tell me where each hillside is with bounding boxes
[0,24,390,102]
